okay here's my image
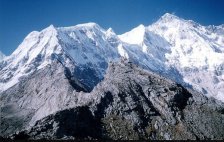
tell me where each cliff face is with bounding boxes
[4,61,223,140]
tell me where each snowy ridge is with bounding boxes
[0,13,224,102]
[0,25,63,91]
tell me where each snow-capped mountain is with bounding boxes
[119,13,224,101]
[1,13,224,140]
[0,13,224,103]
[0,51,5,61]
[0,21,178,94]
[0,23,119,92]
[148,13,224,101]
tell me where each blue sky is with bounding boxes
[0,0,224,55]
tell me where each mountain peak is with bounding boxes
[48,24,55,28]
[75,22,101,29]
[106,27,116,37]
[118,24,146,44]
[162,13,178,19]
[58,22,105,33]
[42,24,57,33]
[106,27,114,33]
[150,13,197,30]
[157,13,183,23]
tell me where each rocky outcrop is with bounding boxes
[5,61,224,140]
[0,60,88,136]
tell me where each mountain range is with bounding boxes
[0,13,224,140]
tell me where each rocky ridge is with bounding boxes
[4,61,224,140]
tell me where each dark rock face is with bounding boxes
[73,64,104,92]
[12,106,102,140]
[1,61,224,140]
